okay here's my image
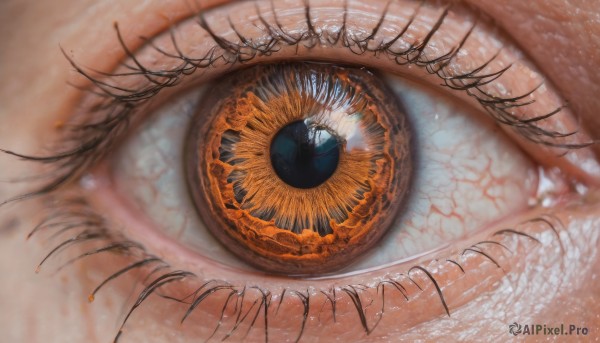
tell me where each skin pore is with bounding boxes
[0,0,599,342]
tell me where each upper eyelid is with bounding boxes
[50,1,593,181]
[4,0,600,206]
[67,3,556,128]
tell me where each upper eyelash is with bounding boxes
[0,0,591,206]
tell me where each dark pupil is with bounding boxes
[270,120,340,189]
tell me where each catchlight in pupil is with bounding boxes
[270,120,341,189]
[187,63,413,275]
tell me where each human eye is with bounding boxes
[2,0,599,342]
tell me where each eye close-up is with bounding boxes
[0,0,599,342]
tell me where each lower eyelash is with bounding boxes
[25,193,565,342]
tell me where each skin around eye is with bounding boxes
[1,0,600,343]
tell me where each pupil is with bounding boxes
[270,120,340,189]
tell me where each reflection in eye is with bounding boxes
[8,0,599,342]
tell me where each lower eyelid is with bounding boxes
[29,186,597,342]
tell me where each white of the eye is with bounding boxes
[115,87,247,268]
[349,76,536,270]
[114,76,537,273]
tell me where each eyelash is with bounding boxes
[30,195,565,342]
[0,0,587,205]
[0,0,578,341]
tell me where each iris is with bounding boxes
[187,63,412,274]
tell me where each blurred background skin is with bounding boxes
[0,0,599,342]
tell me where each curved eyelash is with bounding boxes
[0,0,592,207]
[27,196,565,342]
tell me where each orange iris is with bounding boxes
[187,63,413,275]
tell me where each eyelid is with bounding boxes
[56,186,593,341]
[60,0,600,192]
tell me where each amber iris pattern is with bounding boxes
[187,64,413,274]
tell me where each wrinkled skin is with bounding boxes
[0,0,599,342]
